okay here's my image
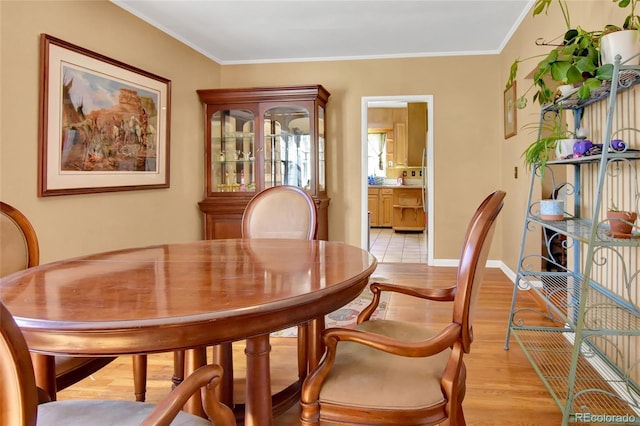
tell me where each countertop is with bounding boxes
[368,185,423,189]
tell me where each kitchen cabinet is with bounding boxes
[368,107,408,168]
[368,188,379,226]
[392,187,425,231]
[505,60,640,424]
[381,189,393,227]
[368,187,393,227]
[393,122,407,167]
[368,105,425,168]
[197,85,330,240]
[407,102,427,167]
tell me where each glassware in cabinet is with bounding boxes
[210,109,256,193]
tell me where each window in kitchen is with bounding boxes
[367,132,387,177]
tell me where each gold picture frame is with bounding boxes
[38,34,171,196]
[504,82,517,139]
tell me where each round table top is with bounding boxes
[0,239,377,355]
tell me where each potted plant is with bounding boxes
[600,0,640,65]
[607,201,638,237]
[506,0,615,108]
[522,113,577,171]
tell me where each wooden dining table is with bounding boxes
[0,238,377,425]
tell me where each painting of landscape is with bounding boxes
[61,65,159,172]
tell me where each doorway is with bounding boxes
[361,95,434,265]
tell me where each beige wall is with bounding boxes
[1,0,627,269]
[1,0,220,262]
[221,56,503,260]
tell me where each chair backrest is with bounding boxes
[452,191,505,353]
[242,185,318,240]
[0,301,39,426]
[0,202,40,277]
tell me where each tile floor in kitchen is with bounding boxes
[368,227,427,263]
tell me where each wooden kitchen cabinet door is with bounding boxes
[368,188,380,226]
[380,189,394,227]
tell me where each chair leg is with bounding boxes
[172,350,185,389]
[299,400,320,426]
[458,406,466,426]
[132,354,147,402]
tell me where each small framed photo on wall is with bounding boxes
[504,82,517,139]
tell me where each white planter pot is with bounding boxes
[600,30,640,65]
[555,138,579,159]
[540,199,564,221]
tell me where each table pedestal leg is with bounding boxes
[183,347,208,418]
[31,353,56,400]
[244,334,272,426]
[210,343,234,408]
[308,317,326,371]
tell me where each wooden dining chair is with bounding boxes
[300,190,506,426]
[240,185,318,395]
[241,185,318,240]
[0,201,116,398]
[0,300,236,426]
[132,185,318,408]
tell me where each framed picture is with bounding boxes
[503,82,517,139]
[38,34,171,196]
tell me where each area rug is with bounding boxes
[271,277,390,338]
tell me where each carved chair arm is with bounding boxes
[141,364,235,426]
[358,281,456,323]
[324,322,460,358]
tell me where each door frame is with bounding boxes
[361,95,435,265]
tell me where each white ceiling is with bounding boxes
[111,0,534,65]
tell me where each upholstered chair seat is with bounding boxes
[37,400,211,425]
[317,320,455,411]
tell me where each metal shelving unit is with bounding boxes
[505,58,640,425]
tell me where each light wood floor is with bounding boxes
[58,263,564,425]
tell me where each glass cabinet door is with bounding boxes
[318,105,326,193]
[210,109,255,193]
[263,106,311,190]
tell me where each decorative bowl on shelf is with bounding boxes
[540,199,564,221]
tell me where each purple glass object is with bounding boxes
[573,140,593,155]
[611,139,626,151]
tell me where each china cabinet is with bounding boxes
[197,85,330,240]
[505,59,640,425]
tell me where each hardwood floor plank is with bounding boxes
[58,263,563,425]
